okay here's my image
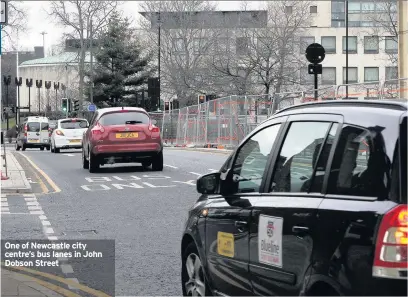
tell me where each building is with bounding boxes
[140,0,401,103]
[1,47,44,107]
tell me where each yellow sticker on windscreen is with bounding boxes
[217,232,234,258]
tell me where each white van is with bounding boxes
[16,116,51,151]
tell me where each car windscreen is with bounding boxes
[60,120,88,129]
[27,122,40,132]
[99,112,150,126]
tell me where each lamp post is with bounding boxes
[14,77,22,125]
[26,79,33,113]
[44,81,52,117]
[3,75,11,130]
[54,82,60,114]
[36,80,43,115]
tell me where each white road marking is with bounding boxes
[47,236,58,241]
[39,215,47,220]
[26,201,40,206]
[63,154,75,156]
[28,205,42,211]
[173,180,196,186]
[1,207,10,212]
[189,172,202,176]
[1,202,9,207]
[164,164,178,169]
[67,278,80,290]
[30,210,45,215]
[44,227,54,234]
[41,220,51,226]
[24,197,37,201]
[60,264,74,274]
[208,169,218,172]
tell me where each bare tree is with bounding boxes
[1,0,28,52]
[139,0,219,107]
[47,1,119,113]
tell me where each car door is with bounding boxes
[40,121,49,144]
[26,121,41,144]
[249,114,343,296]
[83,112,99,156]
[205,116,287,296]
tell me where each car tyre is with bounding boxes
[88,149,99,173]
[82,148,89,169]
[55,146,60,153]
[181,241,211,297]
[22,144,26,151]
[50,142,55,153]
[152,151,163,171]
[15,142,21,151]
[46,146,50,151]
[40,147,44,151]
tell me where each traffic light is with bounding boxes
[198,95,205,104]
[164,101,169,111]
[62,98,68,112]
[73,100,80,111]
[148,77,160,111]
[206,94,216,101]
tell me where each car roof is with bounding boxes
[96,107,148,116]
[58,118,87,123]
[273,100,407,118]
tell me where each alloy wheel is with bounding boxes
[184,253,206,296]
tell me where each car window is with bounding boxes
[231,124,281,193]
[27,122,40,132]
[90,112,98,126]
[41,122,49,131]
[327,125,385,197]
[270,121,333,193]
[60,120,88,129]
[99,112,150,126]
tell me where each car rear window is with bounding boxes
[27,122,40,132]
[99,111,150,126]
[60,120,88,129]
[41,123,49,131]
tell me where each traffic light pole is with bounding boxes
[54,82,60,114]
[36,80,43,115]
[15,77,22,125]
[3,76,11,130]
[26,79,33,113]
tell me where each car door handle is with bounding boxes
[235,221,248,232]
[292,226,309,236]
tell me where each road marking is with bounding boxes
[63,154,75,156]
[28,205,42,210]
[2,265,111,297]
[1,202,9,207]
[67,278,80,290]
[30,210,45,215]
[61,264,74,274]
[41,220,51,226]
[189,172,202,176]
[0,198,7,202]
[173,180,196,186]
[17,152,61,193]
[208,169,218,172]
[164,164,178,169]
[24,197,37,201]
[26,201,39,206]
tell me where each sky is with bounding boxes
[14,1,264,53]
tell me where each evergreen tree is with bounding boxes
[88,12,154,107]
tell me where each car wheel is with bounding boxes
[152,151,163,171]
[182,242,210,297]
[40,147,44,151]
[15,142,21,151]
[50,142,55,153]
[88,149,99,173]
[46,146,50,151]
[55,145,60,153]
[82,148,89,169]
[22,144,26,151]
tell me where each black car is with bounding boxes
[181,100,407,296]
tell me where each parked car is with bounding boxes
[181,100,407,296]
[15,116,50,151]
[50,118,89,153]
[82,107,163,173]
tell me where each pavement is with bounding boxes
[1,146,230,296]
[1,150,32,193]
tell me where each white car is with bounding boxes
[50,118,89,153]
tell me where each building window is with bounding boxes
[322,67,336,85]
[364,67,379,82]
[285,6,293,13]
[236,37,249,55]
[300,67,314,85]
[364,36,379,54]
[362,2,376,12]
[216,37,229,53]
[385,67,398,81]
[385,37,398,54]
[173,38,184,52]
[310,5,317,13]
[300,36,315,54]
[342,36,357,54]
[343,67,358,84]
[321,36,336,54]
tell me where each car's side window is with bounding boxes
[327,125,384,197]
[90,113,98,126]
[270,121,334,193]
[231,124,281,193]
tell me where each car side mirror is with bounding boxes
[197,172,220,195]
[151,119,157,125]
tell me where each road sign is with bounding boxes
[1,1,8,24]
[88,104,96,112]
[305,43,325,64]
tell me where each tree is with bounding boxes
[139,0,219,107]
[1,0,28,52]
[47,1,119,114]
[88,12,154,107]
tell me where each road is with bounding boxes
[1,147,229,296]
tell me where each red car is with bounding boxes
[82,107,163,173]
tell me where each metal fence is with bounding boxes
[156,78,408,148]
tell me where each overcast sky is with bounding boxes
[16,1,264,53]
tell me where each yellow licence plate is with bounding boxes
[28,139,39,143]
[116,132,138,139]
[69,139,81,143]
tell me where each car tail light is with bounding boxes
[55,130,64,136]
[373,204,408,279]
[48,128,52,137]
[24,125,27,137]
[149,126,160,133]
[91,122,105,137]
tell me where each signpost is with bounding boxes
[305,43,326,100]
[87,104,96,112]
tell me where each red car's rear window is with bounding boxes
[99,112,150,126]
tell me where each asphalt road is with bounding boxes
[1,147,229,296]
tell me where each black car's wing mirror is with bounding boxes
[197,172,220,195]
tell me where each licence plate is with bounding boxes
[28,139,39,143]
[116,132,138,139]
[69,139,81,143]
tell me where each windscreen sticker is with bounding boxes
[258,215,283,268]
[217,232,234,258]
